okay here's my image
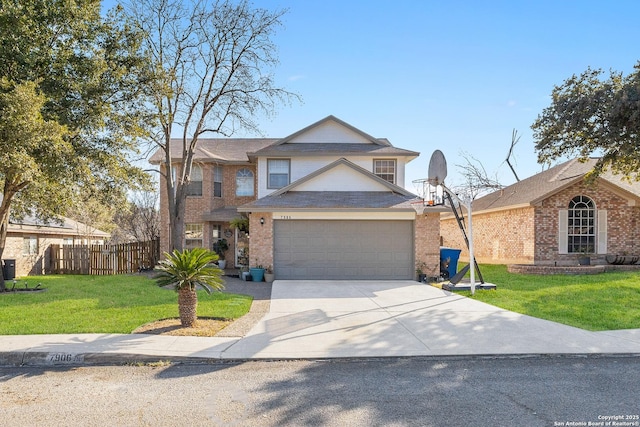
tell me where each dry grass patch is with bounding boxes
[132,317,234,337]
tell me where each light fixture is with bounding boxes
[260,217,265,226]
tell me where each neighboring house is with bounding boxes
[3,216,109,277]
[151,115,445,280]
[440,158,640,265]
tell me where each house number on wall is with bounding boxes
[280,216,292,219]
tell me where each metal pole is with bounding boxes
[467,199,475,295]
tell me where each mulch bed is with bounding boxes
[132,318,234,337]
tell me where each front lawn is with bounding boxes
[462,264,640,331]
[0,275,252,335]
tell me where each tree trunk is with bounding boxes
[177,286,198,327]
[0,196,12,292]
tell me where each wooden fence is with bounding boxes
[50,239,160,275]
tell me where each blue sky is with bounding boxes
[106,1,640,191]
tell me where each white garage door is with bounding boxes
[274,220,414,280]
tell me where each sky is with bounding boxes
[105,0,640,192]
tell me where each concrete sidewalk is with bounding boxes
[2,280,640,366]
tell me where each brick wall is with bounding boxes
[3,234,67,277]
[248,213,273,268]
[535,181,640,264]
[414,212,441,278]
[441,206,536,264]
[158,162,257,255]
[440,180,640,265]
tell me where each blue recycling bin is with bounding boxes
[439,247,461,278]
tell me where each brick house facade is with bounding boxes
[3,217,109,277]
[152,116,443,280]
[441,158,640,266]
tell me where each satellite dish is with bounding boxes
[428,150,447,185]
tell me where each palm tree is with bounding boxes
[154,248,224,327]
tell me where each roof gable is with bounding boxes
[271,158,415,197]
[275,115,390,146]
[471,158,640,213]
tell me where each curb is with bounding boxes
[3,351,640,368]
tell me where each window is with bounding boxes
[23,237,38,255]
[212,224,222,239]
[374,159,396,184]
[236,168,254,196]
[186,165,203,196]
[267,159,290,189]
[568,195,595,253]
[213,165,223,198]
[185,223,203,249]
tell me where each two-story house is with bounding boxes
[151,116,444,280]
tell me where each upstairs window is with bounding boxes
[268,159,290,189]
[236,168,254,196]
[213,165,223,198]
[374,159,396,184]
[186,165,203,196]
[568,195,595,253]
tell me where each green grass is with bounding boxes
[460,264,640,331]
[0,275,252,335]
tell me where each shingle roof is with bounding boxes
[9,215,110,237]
[148,116,419,164]
[248,143,418,157]
[201,207,242,222]
[148,138,279,164]
[238,191,417,211]
[471,158,640,212]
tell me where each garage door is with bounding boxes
[274,220,414,280]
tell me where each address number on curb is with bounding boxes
[46,353,85,364]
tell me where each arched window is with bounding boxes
[568,195,595,253]
[236,168,254,196]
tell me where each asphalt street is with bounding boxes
[2,356,639,427]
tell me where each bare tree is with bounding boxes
[127,0,299,251]
[453,151,504,200]
[506,129,521,182]
[112,190,160,244]
[66,198,117,243]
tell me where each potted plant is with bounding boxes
[240,265,251,281]
[229,216,249,233]
[577,248,592,266]
[264,265,275,282]
[212,239,229,269]
[249,264,265,282]
[415,261,427,283]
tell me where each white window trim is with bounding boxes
[374,159,396,184]
[185,223,203,249]
[267,159,290,189]
[213,165,223,198]
[23,236,38,255]
[236,168,254,196]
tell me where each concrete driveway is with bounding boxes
[222,280,640,359]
